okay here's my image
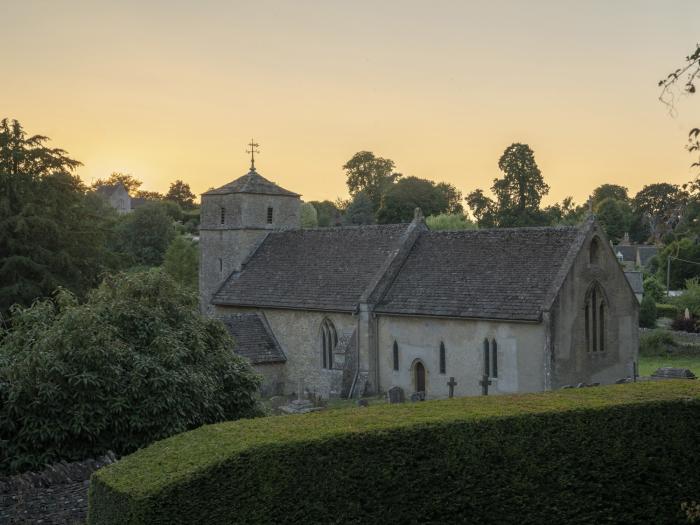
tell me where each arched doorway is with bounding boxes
[415,361,426,393]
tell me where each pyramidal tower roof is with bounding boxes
[203,168,300,197]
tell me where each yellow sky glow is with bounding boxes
[4,1,699,207]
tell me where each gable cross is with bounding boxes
[246,139,260,171]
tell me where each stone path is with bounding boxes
[0,453,117,525]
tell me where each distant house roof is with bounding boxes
[130,197,149,209]
[218,313,286,364]
[94,182,128,198]
[203,168,299,197]
[213,224,411,311]
[375,227,583,321]
[612,244,658,268]
[213,218,602,322]
[624,271,644,296]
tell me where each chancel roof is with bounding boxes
[203,168,299,197]
[218,313,286,364]
[375,227,583,321]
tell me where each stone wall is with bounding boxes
[549,224,640,388]
[375,315,546,399]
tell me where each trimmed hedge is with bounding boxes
[89,382,700,524]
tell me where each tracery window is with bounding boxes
[321,318,338,369]
[585,282,607,353]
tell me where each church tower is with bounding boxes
[199,141,301,311]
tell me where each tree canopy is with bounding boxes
[377,176,453,224]
[0,118,117,316]
[92,172,142,195]
[343,191,375,225]
[112,202,176,266]
[343,151,402,211]
[165,179,197,209]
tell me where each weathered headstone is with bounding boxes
[387,386,405,404]
[651,367,697,380]
[357,399,369,407]
[410,391,426,402]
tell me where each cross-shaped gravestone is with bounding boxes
[447,377,457,398]
[479,374,492,396]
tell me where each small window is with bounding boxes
[392,341,399,371]
[321,318,337,370]
[491,339,498,378]
[483,339,490,377]
[439,342,446,374]
[267,207,273,224]
[220,207,226,225]
[218,258,223,274]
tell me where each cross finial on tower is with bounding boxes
[246,139,260,171]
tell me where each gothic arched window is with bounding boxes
[393,341,399,371]
[585,282,607,353]
[439,342,446,374]
[321,318,337,369]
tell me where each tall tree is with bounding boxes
[308,200,341,227]
[92,172,142,195]
[632,183,685,241]
[590,184,629,207]
[0,118,115,315]
[113,203,176,266]
[435,182,464,214]
[343,191,375,225]
[595,197,633,243]
[300,202,319,228]
[343,151,401,211]
[464,189,497,227]
[163,236,198,288]
[165,180,196,209]
[377,176,452,224]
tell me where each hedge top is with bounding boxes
[94,382,700,499]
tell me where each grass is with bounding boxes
[638,354,700,376]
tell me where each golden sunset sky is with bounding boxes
[3,1,699,206]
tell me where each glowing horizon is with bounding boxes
[4,1,699,207]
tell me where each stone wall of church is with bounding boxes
[214,306,357,398]
[375,315,546,399]
[549,223,639,388]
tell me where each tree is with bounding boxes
[134,189,164,201]
[377,176,451,224]
[595,198,633,243]
[163,236,198,288]
[659,44,700,171]
[343,191,375,225]
[465,189,497,227]
[343,151,402,211]
[632,183,685,241]
[656,238,700,289]
[426,213,476,230]
[113,202,176,266]
[166,180,197,209]
[300,202,319,228]
[466,143,549,227]
[0,118,117,316]
[0,269,261,474]
[590,184,629,207]
[308,200,341,227]
[639,294,657,328]
[543,196,587,226]
[435,182,464,214]
[92,172,142,195]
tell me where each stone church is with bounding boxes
[200,163,639,400]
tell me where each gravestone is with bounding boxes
[447,377,458,398]
[651,367,697,380]
[410,391,426,402]
[387,386,405,404]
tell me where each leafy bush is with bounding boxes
[0,269,261,475]
[656,303,679,319]
[163,236,198,289]
[425,213,477,231]
[639,294,657,328]
[643,276,665,303]
[672,315,700,333]
[639,330,677,356]
[88,382,700,525]
[671,277,700,317]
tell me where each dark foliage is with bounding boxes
[639,294,657,328]
[0,269,261,475]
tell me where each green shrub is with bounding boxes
[639,294,657,328]
[88,382,700,525]
[644,276,666,303]
[672,277,700,317]
[0,269,261,475]
[656,302,679,319]
[639,329,677,356]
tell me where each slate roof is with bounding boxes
[212,224,411,311]
[374,227,583,321]
[612,244,658,267]
[637,246,658,266]
[624,271,644,296]
[218,313,286,364]
[203,168,299,197]
[613,245,637,263]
